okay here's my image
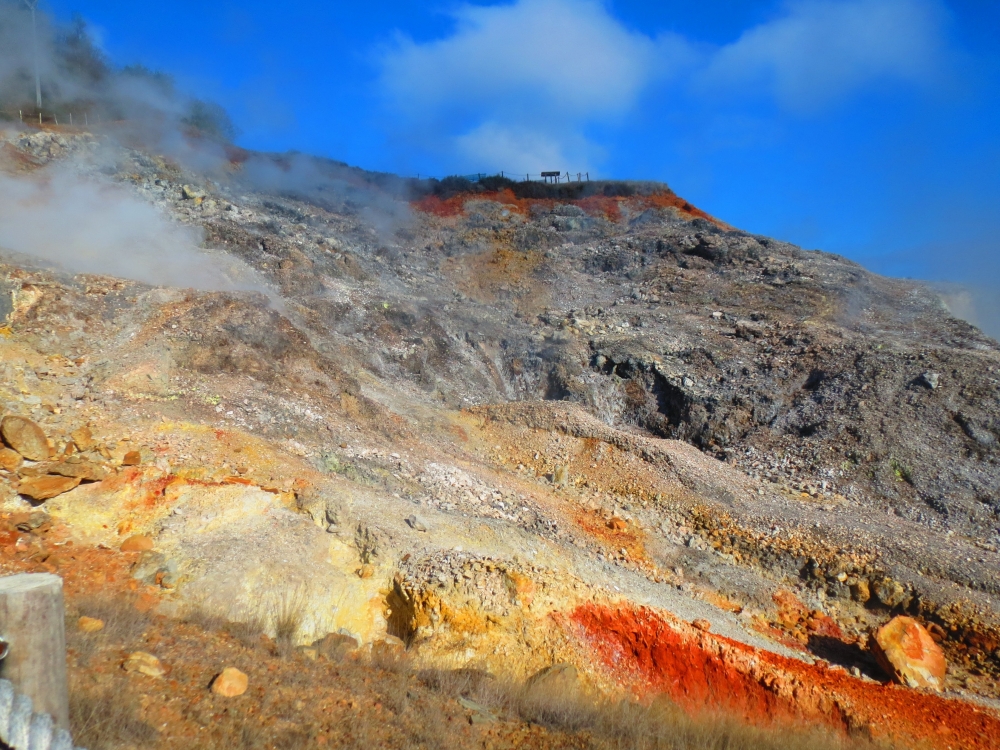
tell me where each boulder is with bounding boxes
[123,651,165,678]
[46,459,110,481]
[872,616,946,691]
[1,416,51,461]
[18,475,82,501]
[211,667,248,697]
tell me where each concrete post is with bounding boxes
[0,574,69,729]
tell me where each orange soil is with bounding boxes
[412,187,727,227]
[567,603,1000,750]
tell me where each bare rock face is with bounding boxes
[17,475,81,501]
[872,616,947,691]
[1,416,51,461]
[212,667,249,697]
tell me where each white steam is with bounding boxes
[0,167,277,302]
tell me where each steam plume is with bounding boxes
[0,165,276,302]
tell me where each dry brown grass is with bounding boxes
[64,588,901,750]
[69,684,158,750]
[65,592,153,664]
[416,665,894,750]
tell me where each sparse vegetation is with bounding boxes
[0,0,237,139]
[64,589,893,750]
[69,684,159,750]
[411,174,674,202]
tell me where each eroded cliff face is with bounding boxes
[1,126,999,748]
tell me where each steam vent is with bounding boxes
[1,126,999,749]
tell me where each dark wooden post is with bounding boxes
[0,574,69,729]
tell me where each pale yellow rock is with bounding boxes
[120,534,154,552]
[0,448,22,472]
[211,667,248,697]
[123,651,165,678]
[78,616,104,633]
[70,424,95,451]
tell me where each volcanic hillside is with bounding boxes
[0,125,999,750]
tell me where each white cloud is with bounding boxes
[377,0,949,171]
[453,122,584,172]
[379,0,693,172]
[701,0,947,111]
[383,0,660,119]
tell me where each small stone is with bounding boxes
[311,632,360,660]
[120,535,154,552]
[872,616,946,691]
[70,425,95,451]
[0,448,23,472]
[873,577,907,608]
[181,185,206,201]
[78,616,104,633]
[850,578,871,603]
[371,635,406,661]
[121,450,142,466]
[1,416,52,461]
[12,511,49,531]
[406,515,427,532]
[607,517,627,531]
[459,697,498,724]
[17,475,81,501]
[552,465,568,487]
[919,371,940,390]
[123,651,165,678]
[358,564,375,579]
[692,619,712,632]
[211,667,248,697]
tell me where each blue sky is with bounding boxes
[41,0,1000,333]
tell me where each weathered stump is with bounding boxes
[0,574,69,729]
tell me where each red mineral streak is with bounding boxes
[412,188,728,227]
[567,603,1000,750]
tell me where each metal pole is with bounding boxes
[0,574,70,729]
[25,2,42,109]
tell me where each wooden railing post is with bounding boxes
[0,574,69,729]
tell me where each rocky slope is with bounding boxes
[1,125,999,749]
